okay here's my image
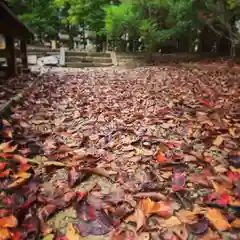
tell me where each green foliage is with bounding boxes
[8,0,240,55]
[8,0,60,39]
[104,0,201,51]
[105,2,139,38]
[55,0,116,34]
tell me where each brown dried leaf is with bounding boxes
[43,161,66,167]
[213,136,224,147]
[82,167,115,179]
[172,224,188,240]
[231,218,240,228]
[199,228,220,240]
[126,208,145,231]
[161,216,182,228]
[176,209,202,224]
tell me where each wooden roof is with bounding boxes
[0,0,33,39]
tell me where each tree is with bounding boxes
[199,0,240,57]
[8,0,61,41]
[104,0,198,55]
[55,0,120,50]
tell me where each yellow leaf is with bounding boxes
[229,167,240,173]
[213,136,224,147]
[0,142,17,153]
[0,227,11,240]
[43,234,54,240]
[12,172,31,179]
[7,178,27,189]
[229,128,236,137]
[206,208,231,231]
[28,155,47,165]
[66,223,81,240]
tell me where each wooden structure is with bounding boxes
[0,0,33,77]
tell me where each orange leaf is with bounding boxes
[204,155,213,163]
[229,200,240,207]
[156,152,168,164]
[231,218,240,228]
[139,198,159,216]
[0,227,11,240]
[211,181,231,194]
[206,208,231,231]
[0,215,17,228]
[0,169,11,178]
[139,198,173,218]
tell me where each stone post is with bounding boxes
[59,47,65,66]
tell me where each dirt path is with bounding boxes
[1,66,239,239]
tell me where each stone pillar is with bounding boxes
[59,47,65,66]
[5,35,17,77]
[51,40,56,49]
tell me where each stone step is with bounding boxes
[28,51,59,57]
[66,62,113,68]
[66,56,112,63]
[65,51,111,58]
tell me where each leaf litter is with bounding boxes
[0,66,240,239]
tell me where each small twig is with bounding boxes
[133,192,167,201]
[175,192,192,210]
[81,167,115,182]
[148,166,164,184]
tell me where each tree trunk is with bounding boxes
[230,40,236,58]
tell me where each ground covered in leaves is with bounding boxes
[0,66,240,240]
